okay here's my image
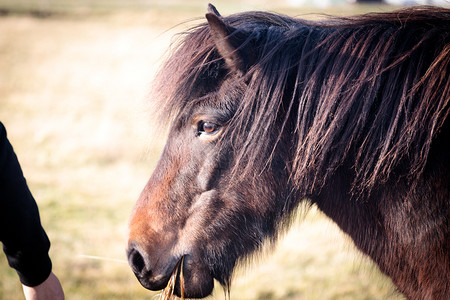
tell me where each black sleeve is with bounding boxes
[0,122,52,287]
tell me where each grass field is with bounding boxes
[0,1,406,299]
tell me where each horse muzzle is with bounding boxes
[126,242,214,298]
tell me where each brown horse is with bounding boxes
[127,5,450,299]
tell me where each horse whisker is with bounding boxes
[77,254,128,264]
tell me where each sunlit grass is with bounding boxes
[0,2,404,299]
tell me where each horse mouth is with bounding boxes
[134,256,183,292]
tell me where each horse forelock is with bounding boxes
[153,7,450,197]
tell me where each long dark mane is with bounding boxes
[154,6,450,197]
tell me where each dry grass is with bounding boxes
[0,1,405,299]
[159,257,185,300]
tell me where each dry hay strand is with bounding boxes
[159,256,185,300]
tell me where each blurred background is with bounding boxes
[2,0,447,299]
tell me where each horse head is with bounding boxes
[127,5,292,298]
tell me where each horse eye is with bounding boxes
[198,121,219,135]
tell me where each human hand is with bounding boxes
[22,272,64,300]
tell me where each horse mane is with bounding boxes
[153,6,450,196]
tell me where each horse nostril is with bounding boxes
[127,245,147,275]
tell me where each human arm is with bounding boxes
[0,122,63,298]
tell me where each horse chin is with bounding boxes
[176,256,215,298]
[175,266,214,298]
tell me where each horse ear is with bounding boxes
[206,5,246,75]
[207,3,221,17]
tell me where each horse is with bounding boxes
[127,4,450,299]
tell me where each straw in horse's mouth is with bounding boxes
[160,256,185,300]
